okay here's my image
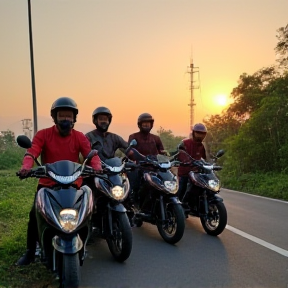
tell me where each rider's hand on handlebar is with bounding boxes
[16,168,31,178]
[94,169,104,174]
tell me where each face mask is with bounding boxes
[140,127,151,134]
[57,120,73,136]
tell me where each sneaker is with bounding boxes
[16,250,35,266]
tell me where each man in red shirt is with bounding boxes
[16,97,102,265]
[177,123,207,201]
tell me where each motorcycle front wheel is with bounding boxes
[59,253,80,288]
[106,212,132,262]
[200,201,227,236]
[157,203,185,244]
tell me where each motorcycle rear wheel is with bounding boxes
[200,201,227,236]
[157,203,185,244]
[106,212,132,262]
[59,253,80,288]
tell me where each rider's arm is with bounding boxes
[155,135,165,154]
[178,141,186,151]
[79,133,102,171]
[21,130,45,170]
[116,134,129,153]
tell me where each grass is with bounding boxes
[219,170,288,201]
[0,170,55,288]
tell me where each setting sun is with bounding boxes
[215,94,228,106]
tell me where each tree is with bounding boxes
[275,24,288,69]
[227,67,279,122]
[157,127,186,153]
[224,73,288,174]
[0,130,25,170]
[0,130,17,150]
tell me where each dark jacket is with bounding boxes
[86,129,128,161]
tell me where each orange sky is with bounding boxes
[1,0,288,139]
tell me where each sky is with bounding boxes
[1,0,288,140]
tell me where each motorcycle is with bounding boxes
[16,135,99,288]
[88,156,133,262]
[175,148,227,236]
[125,140,185,244]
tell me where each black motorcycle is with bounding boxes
[125,141,185,244]
[16,135,99,288]
[175,148,227,236]
[88,156,133,262]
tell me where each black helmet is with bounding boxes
[92,106,112,132]
[137,113,154,133]
[192,123,207,133]
[92,106,112,124]
[50,97,78,122]
[137,113,154,127]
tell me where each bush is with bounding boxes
[0,147,25,170]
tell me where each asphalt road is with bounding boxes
[78,189,288,288]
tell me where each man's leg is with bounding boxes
[17,191,39,266]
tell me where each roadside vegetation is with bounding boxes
[0,24,288,287]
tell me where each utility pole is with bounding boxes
[27,0,38,135]
[22,119,33,139]
[187,58,200,132]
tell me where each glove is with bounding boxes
[17,168,31,178]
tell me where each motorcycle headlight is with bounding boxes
[59,209,79,232]
[111,186,124,200]
[164,181,178,194]
[208,180,220,191]
[48,171,81,184]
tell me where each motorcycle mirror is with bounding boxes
[216,149,225,158]
[129,139,137,146]
[85,149,98,161]
[16,135,32,149]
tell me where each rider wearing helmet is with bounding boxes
[128,113,166,156]
[126,113,168,214]
[85,106,128,161]
[177,123,207,200]
[16,97,102,266]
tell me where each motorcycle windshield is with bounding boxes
[46,160,82,175]
[104,157,122,167]
[156,154,170,163]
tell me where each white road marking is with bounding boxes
[222,188,288,204]
[226,225,288,257]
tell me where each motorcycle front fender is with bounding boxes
[108,202,127,213]
[52,234,83,254]
[168,196,182,205]
[208,194,223,203]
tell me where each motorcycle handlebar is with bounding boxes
[16,167,46,179]
[213,166,223,171]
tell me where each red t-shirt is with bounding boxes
[177,138,206,177]
[21,125,102,187]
